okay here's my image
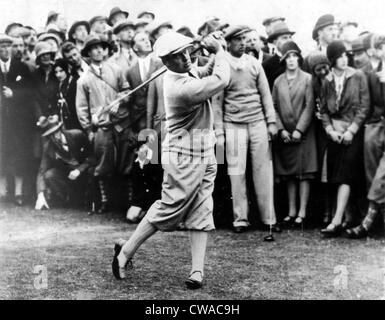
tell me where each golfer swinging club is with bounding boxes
[112,31,230,289]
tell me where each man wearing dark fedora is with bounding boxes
[76,34,131,213]
[262,21,295,90]
[109,19,137,72]
[108,7,129,27]
[35,115,93,210]
[68,21,90,51]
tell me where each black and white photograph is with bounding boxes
[0,0,385,306]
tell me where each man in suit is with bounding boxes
[262,22,295,90]
[76,34,131,213]
[35,115,93,210]
[126,32,163,136]
[0,34,35,206]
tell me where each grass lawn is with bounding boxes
[1,202,384,300]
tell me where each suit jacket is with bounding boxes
[37,129,94,193]
[0,59,36,174]
[262,54,286,91]
[126,57,163,133]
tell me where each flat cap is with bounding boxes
[262,16,285,26]
[112,19,135,34]
[224,25,251,41]
[153,31,194,58]
[0,34,13,45]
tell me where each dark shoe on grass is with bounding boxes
[185,271,203,290]
[111,241,132,280]
[233,226,248,234]
[321,223,342,237]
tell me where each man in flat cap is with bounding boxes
[0,34,35,206]
[212,25,280,233]
[109,20,137,72]
[262,21,295,90]
[76,34,131,213]
[112,32,230,289]
[108,7,129,27]
[35,115,94,210]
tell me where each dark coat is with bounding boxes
[37,129,94,193]
[53,75,82,130]
[262,53,286,91]
[126,57,163,133]
[0,58,36,175]
[273,70,318,178]
[33,66,58,118]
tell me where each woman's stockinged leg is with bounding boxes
[332,184,351,226]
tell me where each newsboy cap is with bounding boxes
[112,19,135,34]
[279,40,302,62]
[224,25,251,41]
[312,14,336,41]
[327,40,347,66]
[0,34,13,45]
[267,22,295,42]
[153,31,194,58]
[81,34,111,57]
[108,7,129,26]
[68,21,90,42]
[262,16,285,26]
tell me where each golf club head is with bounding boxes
[264,234,275,242]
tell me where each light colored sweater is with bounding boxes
[223,53,276,124]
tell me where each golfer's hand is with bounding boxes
[109,102,120,116]
[267,123,278,140]
[2,86,13,99]
[281,130,291,143]
[202,34,222,54]
[35,192,49,210]
[342,130,354,145]
[329,130,342,144]
[291,130,302,143]
[68,169,81,181]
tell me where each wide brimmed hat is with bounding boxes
[262,16,285,27]
[81,34,111,57]
[68,21,90,42]
[112,19,135,34]
[279,41,302,62]
[108,7,129,26]
[34,41,56,59]
[137,11,155,20]
[224,25,251,41]
[154,31,194,58]
[38,32,62,45]
[267,22,295,42]
[0,34,13,45]
[312,14,336,41]
[37,115,63,137]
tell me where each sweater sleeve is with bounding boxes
[296,75,315,133]
[256,62,276,124]
[178,50,230,105]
